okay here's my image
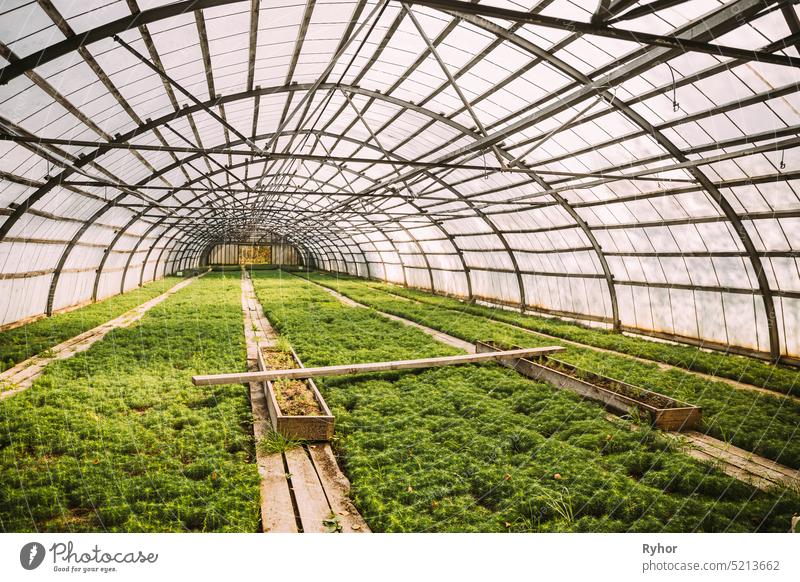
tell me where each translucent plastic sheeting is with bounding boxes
[0,0,798,362]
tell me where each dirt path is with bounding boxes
[242,271,370,533]
[0,273,204,399]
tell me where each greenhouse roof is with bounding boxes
[0,0,798,361]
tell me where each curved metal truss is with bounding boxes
[0,0,798,363]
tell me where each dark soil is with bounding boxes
[274,378,323,416]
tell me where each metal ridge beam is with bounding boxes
[0,0,250,85]
[4,0,791,88]
[394,0,799,68]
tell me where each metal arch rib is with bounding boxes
[398,14,621,324]
[173,226,350,274]
[0,74,772,352]
[0,0,250,85]
[101,130,445,293]
[117,185,380,296]
[119,171,408,296]
[62,75,508,304]
[109,156,429,293]
[165,212,352,271]
[4,2,780,352]
[393,0,799,68]
[431,3,783,358]
[106,117,487,299]
[0,8,509,305]
[366,0,788,339]
[1,0,795,87]
[114,139,452,291]
[0,80,630,326]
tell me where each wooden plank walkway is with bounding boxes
[302,275,800,493]
[678,431,799,492]
[240,271,369,533]
[0,273,203,399]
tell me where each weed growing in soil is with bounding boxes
[275,337,293,353]
[251,271,798,532]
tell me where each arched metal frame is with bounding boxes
[0,0,797,362]
[86,123,475,294]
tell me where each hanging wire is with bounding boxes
[666,63,680,112]
[405,181,418,200]
[779,149,786,171]
[602,84,618,108]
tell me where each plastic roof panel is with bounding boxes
[0,0,798,361]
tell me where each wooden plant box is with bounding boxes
[257,346,335,441]
[476,340,702,432]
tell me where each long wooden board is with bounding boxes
[240,272,297,532]
[307,443,370,532]
[193,346,565,385]
[240,271,371,533]
[284,448,332,533]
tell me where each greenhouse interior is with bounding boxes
[0,0,799,536]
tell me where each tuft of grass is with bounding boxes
[256,429,304,455]
[275,336,293,354]
[541,486,575,524]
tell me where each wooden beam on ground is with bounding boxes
[678,431,800,492]
[307,443,369,532]
[284,447,332,533]
[192,346,565,386]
